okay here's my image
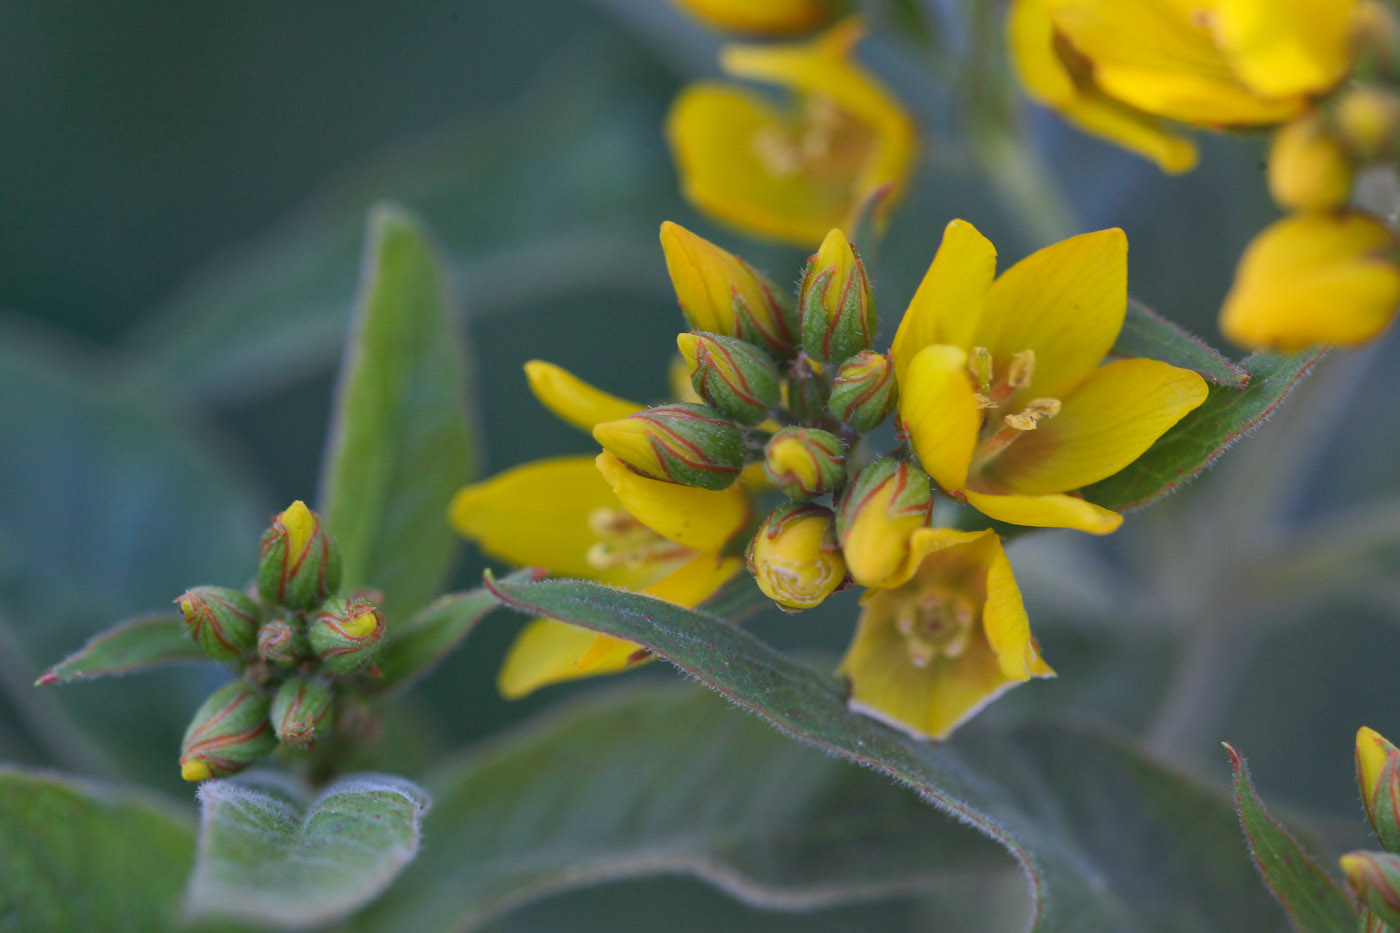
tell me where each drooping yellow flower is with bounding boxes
[450,363,749,698]
[670,0,834,36]
[891,220,1209,534]
[1009,0,1360,171]
[839,528,1053,740]
[667,18,917,246]
[1220,212,1400,351]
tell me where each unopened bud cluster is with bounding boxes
[597,223,939,613]
[173,500,386,782]
[1341,727,1400,925]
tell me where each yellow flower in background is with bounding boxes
[1220,213,1400,350]
[890,220,1209,534]
[450,361,749,698]
[1009,0,1360,170]
[667,18,917,246]
[839,528,1053,740]
[670,0,834,36]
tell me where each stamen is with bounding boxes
[969,397,1061,473]
[585,507,690,570]
[1006,350,1036,390]
[969,347,993,397]
[896,586,978,667]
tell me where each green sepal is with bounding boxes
[271,677,335,749]
[180,681,278,781]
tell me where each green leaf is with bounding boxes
[1224,744,1356,933]
[0,767,195,931]
[372,577,527,691]
[1084,350,1323,512]
[358,683,1010,932]
[1112,299,1249,387]
[318,204,475,621]
[186,772,429,928]
[35,614,207,686]
[482,576,1289,931]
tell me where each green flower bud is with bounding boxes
[828,351,898,432]
[308,596,386,675]
[1342,851,1400,928]
[258,500,342,610]
[179,680,277,782]
[836,458,933,589]
[746,502,847,612]
[270,676,335,749]
[256,617,305,667]
[676,332,781,424]
[786,355,831,425]
[175,586,261,662]
[592,403,745,491]
[798,229,876,365]
[763,427,845,500]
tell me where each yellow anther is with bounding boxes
[1003,412,1038,431]
[969,347,994,396]
[973,393,997,409]
[1006,350,1036,390]
[1025,397,1061,419]
[586,507,689,571]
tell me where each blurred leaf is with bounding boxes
[1084,350,1323,512]
[1113,299,1249,387]
[319,205,475,620]
[35,614,206,686]
[0,767,195,931]
[186,773,429,928]
[372,579,524,692]
[483,576,1290,930]
[1223,744,1355,932]
[357,684,1009,932]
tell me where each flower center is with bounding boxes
[585,507,690,570]
[752,97,872,182]
[967,347,1061,475]
[893,584,978,668]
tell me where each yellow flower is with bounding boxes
[666,18,917,246]
[747,502,847,611]
[450,364,749,698]
[1220,212,1400,351]
[838,528,1053,740]
[670,0,834,36]
[890,219,1209,534]
[1008,0,1360,170]
[1267,115,1354,212]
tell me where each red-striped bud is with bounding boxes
[1342,850,1400,928]
[308,596,386,675]
[179,680,277,782]
[258,500,342,610]
[176,586,261,662]
[836,458,933,588]
[677,331,781,424]
[593,403,745,491]
[763,427,846,500]
[747,502,847,612]
[798,229,876,364]
[828,351,898,432]
[270,676,335,749]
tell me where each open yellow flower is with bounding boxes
[839,528,1053,740]
[670,0,834,36]
[1221,212,1400,351]
[450,361,749,698]
[1009,0,1360,170]
[890,219,1209,534]
[666,18,917,246]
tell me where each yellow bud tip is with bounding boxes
[178,597,194,616]
[676,333,701,369]
[344,609,380,639]
[1358,726,1395,797]
[181,760,213,782]
[814,227,856,279]
[280,500,317,557]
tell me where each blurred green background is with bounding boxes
[3,0,1398,928]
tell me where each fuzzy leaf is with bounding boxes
[186,773,429,928]
[1084,350,1323,511]
[35,614,207,686]
[1224,744,1356,933]
[481,576,1289,931]
[357,684,1009,931]
[1112,299,1249,387]
[318,204,475,621]
[0,768,195,931]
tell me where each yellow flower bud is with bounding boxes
[836,459,932,588]
[1336,86,1400,161]
[593,403,746,491]
[1268,116,1354,212]
[670,0,834,36]
[1342,851,1400,928]
[1358,726,1400,849]
[746,502,846,611]
[763,426,845,500]
[258,500,342,610]
[798,228,876,364]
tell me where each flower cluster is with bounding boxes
[174,501,385,781]
[452,219,1207,739]
[1342,727,1400,927]
[1010,0,1400,351]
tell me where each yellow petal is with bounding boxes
[990,358,1208,494]
[671,0,834,36]
[891,220,997,382]
[658,219,788,334]
[450,457,639,586]
[901,344,980,493]
[979,533,1056,680]
[963,489,1123,534]
[975,227,1128,403]
[1357,726,1398,824]
[1044,0,1304,125]
[524,360,643,433]
[1008,0,1198,173]
[596,451,751,552]
[1220,213,1400,351]
[642,552,745,606]
[497,618,648,699]
[1214,0,1358,99]
[878,525,988,590]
